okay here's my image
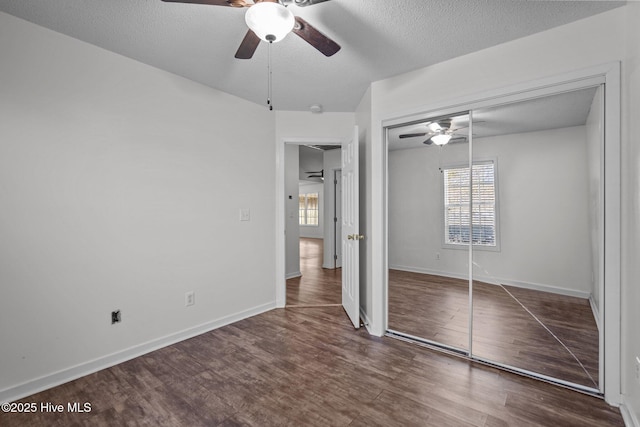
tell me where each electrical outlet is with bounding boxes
[436,252,440,260]
[635,356,640,385]
[185,291,195,307]
[111,310,121,324]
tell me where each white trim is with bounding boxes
[378,61,621,402]
[589,294,601,332]
[276,137,286,307]
[0,302,276,404]
[381,64,609,129]
[286,271,302,279]
[601,62,622,405]
[389,264,592,299]
[621,400,640,427]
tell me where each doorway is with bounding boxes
[276,126,361,329]
[287,144,343,307]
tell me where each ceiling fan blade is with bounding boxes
[293,16,341,57]
[449,137,468,144]
[235,30,261,59]
[449,121,485,132]
[291,0,331,6]
[399,133,428,139]
[161,0,248,6]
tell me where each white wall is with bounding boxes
[0,12,276,401]
[389,126,593,297]
[298,182,324,239]
[284,144,301,278]
[275,111,355,141]
[299,145,324,182]
[621,2,640,424]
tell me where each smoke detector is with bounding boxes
[310,104,323,114]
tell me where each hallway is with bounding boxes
[286,238,341,307]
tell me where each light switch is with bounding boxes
[240,208,250,221]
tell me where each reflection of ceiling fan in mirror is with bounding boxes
[399,119,468,146]
[161,0,340,59]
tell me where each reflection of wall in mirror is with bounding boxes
[388,124,597,300]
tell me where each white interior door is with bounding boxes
[342,126,360,329]
[334,169,342,269]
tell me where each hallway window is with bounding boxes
[299,193,319,226]
[443,161,497,247]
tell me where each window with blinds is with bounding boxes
[443,162,497,247]
[299,193,319,226]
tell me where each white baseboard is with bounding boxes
[388,265,591,299]
[589,294,601,331]
[322,263,340,270]
[286,271,302,279]
[0,301,276,404]
[621,399,640,427]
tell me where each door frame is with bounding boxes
[275,137,345,308]
[378,62,621,404]
[333,169,343,269]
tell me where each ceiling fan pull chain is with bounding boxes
[267,40,273,111]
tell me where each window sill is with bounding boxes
[442,243,501,252]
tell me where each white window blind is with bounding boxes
[299,193,319,226]
[443,162,496,246]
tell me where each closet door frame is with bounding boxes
[381,62,620,404]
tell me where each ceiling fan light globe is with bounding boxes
[431,134,452,146]
[428,122,443,132]
[245,2,295,43]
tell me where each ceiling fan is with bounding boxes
[398,119,469,146]
[306,169,324,179]
[161,0,341,59]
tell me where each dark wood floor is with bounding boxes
[286,238,341,306]
[388,270,600,389]
[1,240,622,426]
[0,308,622,426]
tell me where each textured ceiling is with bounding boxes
[0,0,625,112]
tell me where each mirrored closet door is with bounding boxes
[387,112,471,353]
[470,87,603,391]
[387,86,604,393]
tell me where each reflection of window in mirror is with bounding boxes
[299,192,319,226]
[442,160,499,250]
